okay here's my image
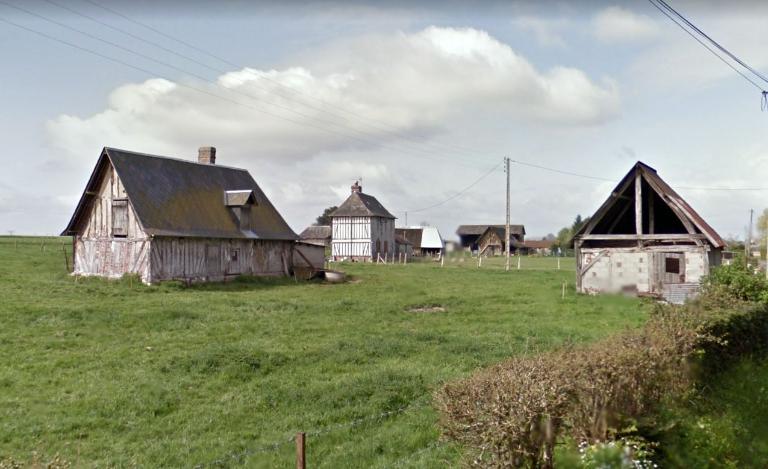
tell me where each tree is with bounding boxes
[551,214,591,251]
[315,206,337,226]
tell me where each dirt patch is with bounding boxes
[407,304,446,313]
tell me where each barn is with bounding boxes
[61,146,302,284]
[330,181,396,261]
[299,225,331,248]
[395,226,444,257]
[456,224,525,252]
[573,161,725,304]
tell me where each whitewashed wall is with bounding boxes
[74,165,151,281]
[331,216,395,260]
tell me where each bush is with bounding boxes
[702,262,768,304]
[435,307,702,468]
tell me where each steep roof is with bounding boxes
[331,191,396,219]
[574,161,725,248]
[457,224,525,236]
[479,226,523,247]
[299,225,331,240]
[62,147,297,240]
[523,239,554,249]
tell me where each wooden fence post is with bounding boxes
[557,257,561,270]
[517,255,521,270]
[296,432,306,469]
[561,281,566,299]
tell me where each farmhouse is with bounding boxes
[299,225,331,247]
[456,224,525,252]
[61,146,302,284]
[520,239,555,256]
[573,161,725,304]
[395,226,445,257]
[330,181,396,261]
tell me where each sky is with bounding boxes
[1,0,767,240]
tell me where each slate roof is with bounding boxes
[395,228,423,249]
[457,224,526,236]
[299,225,331,240]
[62,147,298,240]
[330,191,396,219]
[396,226,444,249]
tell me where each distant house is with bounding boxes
[457,224,525,252]
[330,181,396,261]
[299,225,331,247]
[395,234,413,256]
[395,226,444,257]
[573,162,725,304]
[520,239,554,256]
[61,146,302,284]
[476,226,523,256]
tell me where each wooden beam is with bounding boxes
[607,199,632,234]
[635,171,642,235]
[581,174,636,236]
[580,233,707,241]
[648,190,655,234]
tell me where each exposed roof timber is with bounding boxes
[576,162,725,248]
[580,233,707,240]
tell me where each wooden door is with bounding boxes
[657,252,685,285]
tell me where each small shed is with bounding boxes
[330,181,396,261]
[299,225,331,247]
[520,239,554,256]
[457,224,525,251]
[573,161,725,304]
[61,146,299,284]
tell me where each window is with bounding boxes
[376,239,381,253]
[665,257,680,274]
[231,249,240,262]
[383,240,388,253]
[112,199,128,237]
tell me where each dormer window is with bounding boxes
[112,199,128,237]
[224,190,256,232]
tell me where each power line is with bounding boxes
[77,0,490,159]
[404,160,503,214]
[0,3,487,169]
[511,158,768,191]
[647,0,767,99]
[655,0,768,85]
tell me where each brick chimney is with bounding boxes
[198,146,216,164]
[351,181,362,194]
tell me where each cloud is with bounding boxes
[593,6,660,43]
[510,16,569,48]
[46,26,620,168]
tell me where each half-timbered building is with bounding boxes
[61,146,300,284]
[573,162,725,304]
[330,182,395,261]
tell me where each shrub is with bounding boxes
[702,262,768,304]
[435,308,702,468]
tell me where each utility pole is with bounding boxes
[505,157,511,272]
[747,209,754,267]
[404,211,408,227]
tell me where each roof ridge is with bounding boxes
[105,147,250,172]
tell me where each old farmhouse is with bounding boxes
[456,224,526,254]
[299,225,331,248]
[330,181,395,261]
[61,146,302,284]
[395,226,444,257]
[573,161,725,304]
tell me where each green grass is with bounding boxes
[0,237,645,467]
[655,358,768,468]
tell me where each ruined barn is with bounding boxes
[61,146,301,284]
[330,181,395,261]
[573,162,725,304]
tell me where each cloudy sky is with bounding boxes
[1,0,767,240]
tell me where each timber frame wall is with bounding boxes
[574,165,722,303]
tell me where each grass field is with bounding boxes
[0,237,647,468]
